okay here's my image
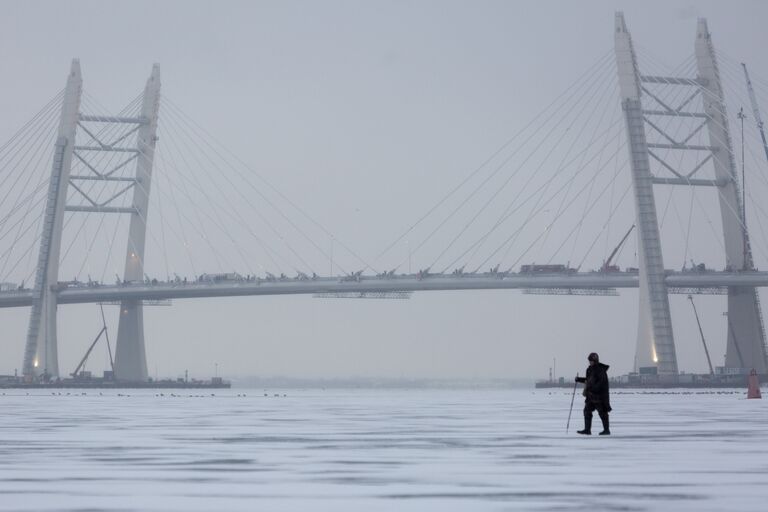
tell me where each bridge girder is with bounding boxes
[5,271,768,309]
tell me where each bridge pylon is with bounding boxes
[113,65,161,382]
[22,60,82,379]
[614,13,677,375]
[614,13,768,374]
[22,61,161,381]
[694,20,768,373]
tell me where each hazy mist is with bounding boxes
[2,0,768,382]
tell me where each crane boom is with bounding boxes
[71,304,113,377]
[742,63,768,164]
[603,224,635,271]
[71,327,107,377]
[688,295,715,376]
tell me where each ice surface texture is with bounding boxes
[0,389,766,511]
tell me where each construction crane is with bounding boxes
[71,304,114,378]
[688,295,715,376]
[742,63,768,163]
[601,224,635,272]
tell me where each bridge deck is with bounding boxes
[1,271,767,308]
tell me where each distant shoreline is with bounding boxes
[227,377,535,389]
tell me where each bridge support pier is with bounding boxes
[114,300,148,381]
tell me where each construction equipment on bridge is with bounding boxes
[520,262,614,295]
[601,225,634,272]
[198,272,244,283]
[519,264,575,274]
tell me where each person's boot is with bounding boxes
[577,415,592,435]
[598,411,610,436]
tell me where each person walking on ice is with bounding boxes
[575,352,611,435]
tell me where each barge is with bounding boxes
[0,373,231,389]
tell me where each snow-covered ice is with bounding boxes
[0,388,766,511]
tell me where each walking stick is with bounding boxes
[566,373,578,434]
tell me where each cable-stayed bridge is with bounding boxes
[2,13,768,382]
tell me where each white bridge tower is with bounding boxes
[22,61,161,381]
[615,13,768,375]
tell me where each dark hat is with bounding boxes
[588,352,599,362]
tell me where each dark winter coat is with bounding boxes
[577,362,612,412]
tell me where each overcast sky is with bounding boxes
[2,0,768,382]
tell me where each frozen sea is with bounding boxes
[1,387,767,511]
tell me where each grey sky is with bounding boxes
[1,0,768,381]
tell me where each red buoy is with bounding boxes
[747,369,762,399]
